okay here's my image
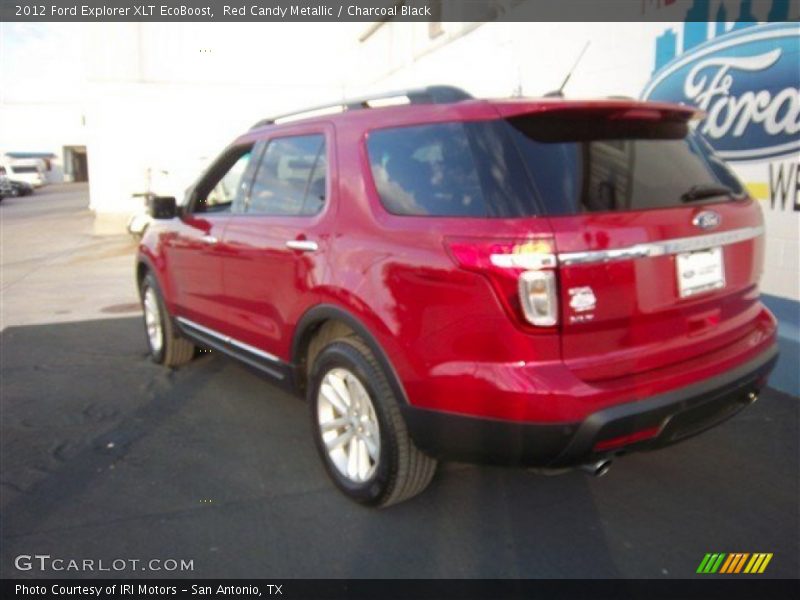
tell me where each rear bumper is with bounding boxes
[401,344,778,467]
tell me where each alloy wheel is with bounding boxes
[317,367,381,483]
[143,287,164,355]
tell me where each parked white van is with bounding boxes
[2,159,47,187]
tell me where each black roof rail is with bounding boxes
[251,85,472,129]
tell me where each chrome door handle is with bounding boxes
[200,234,218,244]
[285,240,318,252]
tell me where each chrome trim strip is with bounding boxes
[491,252,557,270]
[176,317,283,364]
[228,337,283,366]
[285,240,318,252]
[185,329,286,381]
[557,226,763,266]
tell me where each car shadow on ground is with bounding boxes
[1,317,797,578]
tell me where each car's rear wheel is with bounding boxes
[140,273,195,367]
[309,334,437,507]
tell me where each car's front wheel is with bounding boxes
[140,273,195,367]
[309,335,437,507]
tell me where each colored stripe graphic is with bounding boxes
[747,553,773,573]
[697,554,713,573]
[710,554,726,573]
[758,552,772,573]
[719,554,735,573]
[734,553,749,573]
[744,554,760,573]
[726,553,748,573]
[698,553,727,573]
[745,182,769,200]
[700,553,773,574]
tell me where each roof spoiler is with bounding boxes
[498,100,703,123]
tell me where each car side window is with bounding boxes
[248,134,326,216]
[366,123,487,217]
[302,144,327,216]
[193,145,255,214]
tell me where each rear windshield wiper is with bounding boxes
[680,184,735,203]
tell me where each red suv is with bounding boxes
[137,86,778,506]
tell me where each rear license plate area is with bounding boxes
[677,247,725,298]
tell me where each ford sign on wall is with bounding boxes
[642,22,799,162]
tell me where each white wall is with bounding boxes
[80,22,361,215]
[348,21,673,98]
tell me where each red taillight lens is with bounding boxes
[445,237,558,329]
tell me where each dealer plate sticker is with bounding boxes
[677,247,725,298]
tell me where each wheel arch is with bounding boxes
[135,257,151,294]
[136,252,171,304]
[292,304,409,405]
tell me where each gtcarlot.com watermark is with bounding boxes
[14,554,194,573]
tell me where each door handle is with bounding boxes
[200,234,218,245]
[285,240,318,252]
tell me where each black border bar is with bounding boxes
[4,578,800,599]
[3,0,798,23]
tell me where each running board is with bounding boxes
[176,317,293,385]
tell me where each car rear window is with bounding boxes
[505,114,745,215]
[366,115,743,218]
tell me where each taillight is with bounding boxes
[445,237,559,329]
[519,271,558,326]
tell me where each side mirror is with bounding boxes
[148,195,177,219]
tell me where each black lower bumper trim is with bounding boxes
[401,345,778,468]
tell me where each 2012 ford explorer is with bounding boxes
[136,86,778,506]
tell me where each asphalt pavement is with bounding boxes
[0,183,140,330]
[1,317,798,579]
[0,186,798,579]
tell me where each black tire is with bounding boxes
[308,334,437,507]
[140,273,195,367]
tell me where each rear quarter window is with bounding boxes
[366,123,486,217]
[366,122,539,218]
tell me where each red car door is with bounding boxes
[220,126,334,363]
[164,146,257,332]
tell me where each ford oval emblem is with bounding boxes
[693,210,721,230]
[642,23,800,162]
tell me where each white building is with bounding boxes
[0,22,87,183]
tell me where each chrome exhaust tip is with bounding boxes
[581,459,612,477]
[748,391,759,404]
